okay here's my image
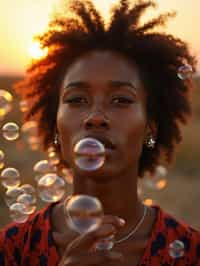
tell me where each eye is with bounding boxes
[64,97,88,104]
[111,97,134,104]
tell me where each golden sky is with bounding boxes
[0,0,200,75]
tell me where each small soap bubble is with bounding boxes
[33,160,56,182]
[64,195,103,234]
[9,202,29,223]
[169,240,185,258]
[0,150,5,169]
[21,184,36,195]
[17,193,37,214]
[74,138,105,171]
[0,167,21,189]
[37,173,66,202]
[4,187,24,207]
[177,64,193,80]
[2,122,20,141]
[0,89,13,117]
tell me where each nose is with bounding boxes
[83,110,110,130]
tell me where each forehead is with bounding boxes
[62,50,143,89]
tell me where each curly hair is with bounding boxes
[14,0,196,177]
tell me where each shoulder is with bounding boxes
[141,205,200,265]
[0,203,55,265]
[149,205,200,264]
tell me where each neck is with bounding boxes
[72,167,144,239]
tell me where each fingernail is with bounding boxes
[119,218,126,226]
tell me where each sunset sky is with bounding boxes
[0,0,200,75]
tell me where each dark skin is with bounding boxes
[51,50,157,265]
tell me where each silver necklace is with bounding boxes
[114,205,148,244]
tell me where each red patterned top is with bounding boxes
[0,203,199,265]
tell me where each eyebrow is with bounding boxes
[64,80,137,91]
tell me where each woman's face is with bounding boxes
[57,50,150,180]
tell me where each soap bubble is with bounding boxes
[74,138,105,171]
[0,89,13,118]
[64,194,103,234]
[17,193,37,214]
[37,173,66,202]
[177,64,193,80]
[169,240,184,258]
[4,187,24,207]
[9,202,29,223]
[21,184,36,195]
[0,167,21,189]
[2,122,20,141]
[0,150,5,169]
[33,160,56,182]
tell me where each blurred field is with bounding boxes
[0,75,200,229]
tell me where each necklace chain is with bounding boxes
[114,205,148,244]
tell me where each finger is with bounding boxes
[60,251,124,266]
[66,223,117,256]
[102,215,126,229]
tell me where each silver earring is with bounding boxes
[53,133,59,146]
[145,135,156,149]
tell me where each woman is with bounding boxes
[0,0,199,265]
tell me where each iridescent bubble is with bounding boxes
[0,89,13,118]
[37,173,66,202]
[33,160,56,182]
[9,202,29,223]
[177,64,193,80]
[48,151,60,166]
[74,138,105,171]
[21,184,36,195]
[17,193,37,214]
[2,122,20,141]
[64,195,103,234]
[4,187,24,207]
[169,240,184,258]
[143,165,167,191]
[0,150,5,169]
[0,167,21,189]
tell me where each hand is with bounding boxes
[53,215,126,266]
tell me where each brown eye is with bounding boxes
[64,97,88,104]
[111,97,133,104]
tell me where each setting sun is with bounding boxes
[0,0,200,75]
[28,42,48,60]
